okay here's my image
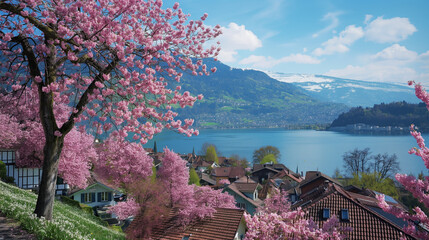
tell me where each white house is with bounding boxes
[69,181,119,208]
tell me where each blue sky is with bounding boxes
[169,0,429,85]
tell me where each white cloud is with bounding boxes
[216,23,262,62]
[365,17,417,43]
[313,25,364,56]
[325,64,418,84]
[364,14,373,24]
[312,12,343,38]
[239,54,320,69]
[372,44,418,62]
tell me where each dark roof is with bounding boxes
[143,208,245,240]
[270,169,303,183]
[293,184,415,240]
[252,163,288,172]
[200,173,216,185]
[212,167,245,179]
[299,171,343,188]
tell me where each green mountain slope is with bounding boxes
[174,59,349,128]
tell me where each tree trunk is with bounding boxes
[34,136,64,220]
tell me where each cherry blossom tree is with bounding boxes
[0,88,96,189]
[244,189,349,240]
[0,0,220,219]
[103,147,236,237]
[377,81,429,239]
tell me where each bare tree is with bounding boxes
[342,148,372,176]
[372,153,400,181]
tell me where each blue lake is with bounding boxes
[145,129,428,177]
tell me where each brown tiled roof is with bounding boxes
[142,208,245,240]
[234,182,259,193]
[234,176,256,183]
[293,184,415,240]
[212,167,245,179]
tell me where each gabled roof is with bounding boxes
[235,176,256,183]
[299,171,343,188]
[271,169,303,183]
[226,182,263,208]
[252,163,288,172]
[212,167,245,179]
[68,173,120,196]
[293,183,415,240]
[142,208,245,240]
[234,182,259,193]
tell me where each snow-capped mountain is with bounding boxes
[266,72,419,107]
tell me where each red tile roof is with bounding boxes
[293,184,415,240]
[133,208,245,240]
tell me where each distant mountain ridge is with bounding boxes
[173,59,349,128]
[266,72,419,107]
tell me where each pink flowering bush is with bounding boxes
[244,189,349,240]
[218,178,231,185]
[377,81,429,239]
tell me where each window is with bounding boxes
[98,192,111,202]
[322,208,330,219]
[340,209,349,221]
[237,203,246,209]
[83,193,94,203]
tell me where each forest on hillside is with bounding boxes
[330,101,429,132]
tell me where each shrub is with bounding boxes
[60,195,81,208]
[0,160,6,180]
[80,203,94,215]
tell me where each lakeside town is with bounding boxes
[0,0,428,239]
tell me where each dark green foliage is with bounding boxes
[80,204,94,215]
[331,101,429,131]
[60,195,81,208]
[253,146,281,164]
[188,168,201,186]
[0,161,6,181]
[4,176,14,183]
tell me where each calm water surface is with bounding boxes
[145,129,428,177]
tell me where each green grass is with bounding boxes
[0,181,125,240]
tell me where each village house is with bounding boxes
[211,166,246,186]
[250,163,296,184]
[129,208,246,240]
[291,171,416,239]
[68,176,120,208]
[224,176,263,215]
[1,149,68,195]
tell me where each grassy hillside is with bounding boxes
[0,181,125,240]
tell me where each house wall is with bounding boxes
[71,184,116,208]
[1,150,68,195]
[234,219,247,240]
[225,189,257,215]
